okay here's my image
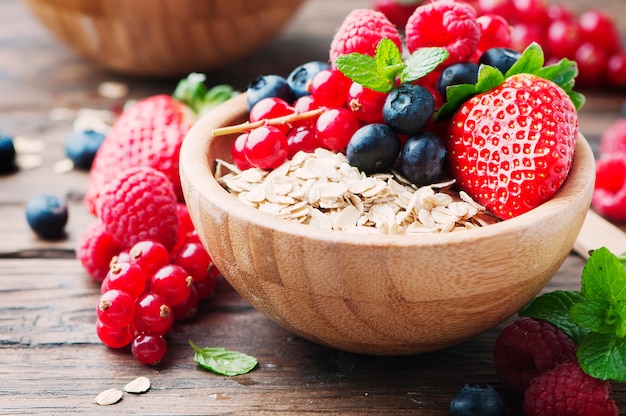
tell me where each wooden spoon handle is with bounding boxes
[573,210,626,259]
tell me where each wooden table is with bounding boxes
[1,0,625,414]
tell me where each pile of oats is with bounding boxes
[215,148,498,235]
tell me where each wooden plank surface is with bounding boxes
[1,0,625,414]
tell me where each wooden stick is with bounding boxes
[211,108,324,137]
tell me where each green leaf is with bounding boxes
[400,47,449,84]
[375,38,405,80]
[567,91,586,111]
[189,340,258,376]
[570,300,617,334]
[536,58,577,91]
[581,247,626,303]
[505,42,545,77]
[520,290,588,343]
[172,73,237,114]
[577,333,626,382]
[335,53,395,93]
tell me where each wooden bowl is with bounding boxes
[22,0,305,77]
[180,94,596,355]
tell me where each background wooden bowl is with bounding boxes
[180,94,596,355]
[22,0,305,77]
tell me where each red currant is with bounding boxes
[545,3,575,22]
[243,125,289,170]
[578,9,621,55]
[511,0,549,26]
[286,126,319,158]
[249,97,295,134]
[546,19,582,59]
[171,241,212,283]
[131,334,167,365]
[315,107,360,152]
[575,42,609,88]
[194,263,219,299]
[151,264,193,306]
[97,289,135,328]
[476,14,511,52]
[509,22,546,53]
[96,320,134,349]
[129,240,170,280]
[607,51,626,88]
[231,133,252,171]
[101,261,146,299]
[476,0,515,21]
[309,69,351,108]
[347,82,387,123]
[176,203,195,235]
[134,292,174,336]
[292,95,320,113]
[171,285,200,321]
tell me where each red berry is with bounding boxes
[592,155,626,222]
[545,3,575,22]
[76,220,122,282]
[231,133,252,171]
[97,289,135,328]
[476,0,515,21]
[243,126,289,170]
[315,107,360,152]
[292,95,320,113]
[175,203,195,235]
[194,264,219,300]
[134,292,174,336]
[249,97,295,134]
[607,51,626,89]
[171,241,212,283]
[511,0,548,26]
[523,360,618,416]
[131,334,167,366]
[286,126,319,158]
[373,0,419,27]
[129,240,170,280]
[493,317,577,394]
[509,22,546,53]
[578,9,621,55]
[171,285,200,321]
[151,264,193,306]
[101,261,146,299]
[546,19,582,59]
[476,14,511,52]
[347,82,387,123]
[310,69,351,108]
[574,42,609,88]
[599,119,626,156]
[96,320,134,349]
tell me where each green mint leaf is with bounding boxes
[570,300,620,335]
[581,247,626,304]
[375,38,405,80]
[190,340,258,376]
[504,42,545,77]
[520,290,588,343]
[336,53,395,93]
[400,47,449,84]
[173,73,236,114]
[203,85,237,112]
[577,333,626,382]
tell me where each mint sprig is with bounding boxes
[173,73,237,115]
[335,38,449,93]
[435,42,585,120]
[189,339,258,376]
[520,247,626,382]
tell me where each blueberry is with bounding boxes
[400,131,446,186]
[479,48,522,75]
[246,74,295,111]
[287,61,330,99]
[382,84,434,136]
[346,124,401,174]
[450,384,505,416]
[64,129,106,170]
[0,135,17,173]
[25,194,69,239]
[437,62,480,100]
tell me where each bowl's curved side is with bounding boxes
[180,95,595,355]
[22,0,305,76]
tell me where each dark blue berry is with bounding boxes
[400,131,446,186]
[346,124,401,175]
[479,48,522,75]
[0,135,17,173]
[246,75,295,111]
[64,129,106,170]
[25,194,69,239]
[287,61,330,99]
[449,384,505,416]
[437,62,480,100]
[382,84,434,136]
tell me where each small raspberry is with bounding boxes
[599,118,626,156]
[405,0,481,64]
[99,166,179,251]
[329,9,402,66]
[76,220,122,282]
[523,360,618,416]
[373,0,419,28]
[592,155,626,222]
[493,317,577,394]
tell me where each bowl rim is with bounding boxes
[180,93,596,248]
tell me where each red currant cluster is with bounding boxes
[94,211,219,365]
[231,68,394,171]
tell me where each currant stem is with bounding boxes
[211,108,325,137]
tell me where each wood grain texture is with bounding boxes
[1,0,626,413]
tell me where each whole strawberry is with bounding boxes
[329,9,402,67]
[441,43,583,219]
[99,166,179,251]
[523,361,618,416]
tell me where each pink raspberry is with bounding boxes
[493,317,577,394]
[592,155,626,222]
[99,166,179,251]
[599,118,626,156]
[76,220,122,282]
[405,0,481,64]
[523,360,618,416]
[329,9,402,66]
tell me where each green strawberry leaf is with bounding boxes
[504,42,545,77]
[335,53,395,93]
[173,73,237,114]
[400,47,449,84]
[581,247,626,303]
[520,290,588,343]
[577,333,626,382]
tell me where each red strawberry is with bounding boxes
[523,360,618,416]
[446,73,578,219]
[85,94,195,215]
[405,0,481,65]
[329,9,402,67]
[99,166,179,251]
